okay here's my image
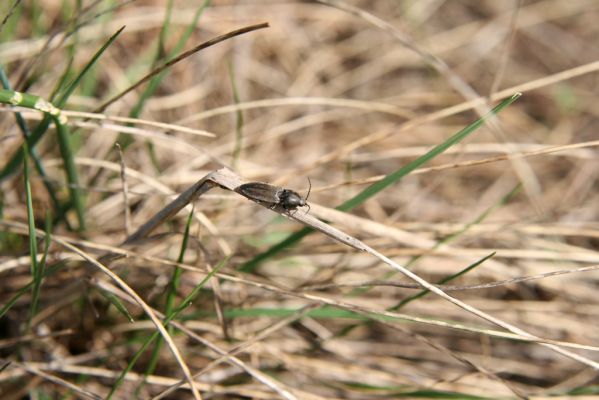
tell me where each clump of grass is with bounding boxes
[2,1,599,399]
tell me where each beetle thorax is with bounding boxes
[279,189,305,209]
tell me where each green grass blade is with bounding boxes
[240,94,522,272]
[0,66,70,228]
[98,288,135,323]
[0,88,85,230]
[56,25,125,107]
[169,208,195,314]
[23,142,40,331]
[337,94,521,211]
[228,60,244,168]
[0,26,125,183]
[106,254,228,400]
[335,185,521,337]
[239,229,310,272]
[392,252,496,311]
[139,207,194,390]
[128,1,208,120]
[53,117,86,230]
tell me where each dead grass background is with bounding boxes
[1,0,599,399]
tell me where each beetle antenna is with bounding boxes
[303,177,312,215]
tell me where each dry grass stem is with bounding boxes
[2,2,599,398]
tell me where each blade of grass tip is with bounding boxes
[335,185,521,337]
[128,1,208,171]
[139,0,209,114]
[57,25,126,107]
[240,93,522,272]
[350,184,523,299]
[107,255,229,400]
[50,31,76,103]
[228,60,244,169]
[62,2,82,92]
[0,25,125,183]
[0,262,66,320]
[95,21,269,113]
[387,186,522,313]
[392,252,496,311]
[119,0,208,152]
[50,26,127,231]
[137,206,195,394]
[0,66,71,229]
[98,288,135,322]
[23,142,40,332]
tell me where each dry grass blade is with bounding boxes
[95,22,269,112]
[364,246,599,368]
[17,231,205,400]
[9,361,102,400]
[92,279,299,400]
[3,2,599,397]
[3,216,597,353]
[318,0,550,213]
[303,265,599,292]
[61,110,216,137]
[127,168,599,365]
[115,143,131,236]
[317,0,482,102]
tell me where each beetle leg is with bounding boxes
[303,203,310,215]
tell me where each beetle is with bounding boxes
[235,178,311,214]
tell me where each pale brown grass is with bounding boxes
[1,1,599,399]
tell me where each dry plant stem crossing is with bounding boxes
[35,167,599,371]
[95,169,295,399]
[151,304,320,399]
[94,22,269,113]
[51,238,204,400]
[3,216,598,354]
[362,247,599,370]
[10,361,101,400]
[282,211,599,367]
[4,219,596,352]
[92,280,299,400]
[0,217,299,399]
[129,168,598,370]
[317,0,545,211]
[4,168,597,397]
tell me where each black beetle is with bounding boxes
[235,179,311,214]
